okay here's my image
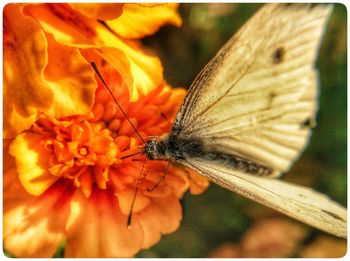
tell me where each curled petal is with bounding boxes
[9,132,59,196]
[44,34,96,119]
[136,195,182,249]
[3,4,97,138]
[26,3,163,101]
[65,189,143,257]
[69,3,124,20]
[106,3,182,39]
[3,4,52,138]
[95,43,162,101]
[148,195,182,234]
[95,47,134,99]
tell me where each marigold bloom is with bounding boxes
[3,3,208,257]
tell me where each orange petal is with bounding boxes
[26,4,163,101]
[96,47,134,98]
[79,169,93,198]
[3,138,16,174]
[187,170,210,195]
[91,135,113,154]
[115,189,150,215]
[4,169,73,258]
[136,195,182,249]
[97,45,163,101]
[3,4,97,138]
[3,4,52,138]
[44,34,97,119]
[9,132,60,196]
[134,203,162,249]
[69,3,124,20]
[25,4,97,45]
[106,3,182,39]
[65,189,143,257]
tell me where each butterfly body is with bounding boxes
[145,135,273,176]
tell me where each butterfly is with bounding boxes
[94,3,347,238]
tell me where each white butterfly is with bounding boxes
[143,3,347,238]
[93,3,346,238]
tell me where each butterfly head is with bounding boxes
[144,136,169,160]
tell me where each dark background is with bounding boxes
[136,3,347,257]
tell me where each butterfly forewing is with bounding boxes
[173,4,332,175]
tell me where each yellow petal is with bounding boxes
[9,132,59,196]
[97,46,163,101]
[3,4,97,138]
[106,3,182,39]
[3,4,52,138]
[95,47,133,97]
[69,3,124,20]
[4,171,73,257]
[44,34,96,119]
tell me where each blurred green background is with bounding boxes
[136,3,347,258]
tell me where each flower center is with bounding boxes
[30,81,175,198]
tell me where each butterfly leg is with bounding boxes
[147,160,170,192]
[127,158,147,228]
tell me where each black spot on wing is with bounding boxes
[272,47,286,64]
[301,117,316,129]
[321,209,344,221]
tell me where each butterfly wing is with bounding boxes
[179,158,347,238]
[173,4,333,175]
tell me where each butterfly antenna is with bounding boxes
[120,151,144,160]
[127,158,147,228]
[91,61,146,144]
[147,161,170,192]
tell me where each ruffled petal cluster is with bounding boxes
[3,3,208,258]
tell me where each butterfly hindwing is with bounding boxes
[173,4,332,175]
[180,157,347,238]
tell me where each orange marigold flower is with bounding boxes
[3,3,208,258]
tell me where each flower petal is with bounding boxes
[3,4,97,138]
[187,170,210,195]
[106,3,182,39]
[136,195,182,249]
[26,3,163,101]
[3,4,52,138]
[69,3,124,20]
[25,3,98,45]
[44,34,97,119]
[9,132,59,196]
[94,43,163,101]
[115,189,151,215]
[65,189,144,257]
[3,167,74,258]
